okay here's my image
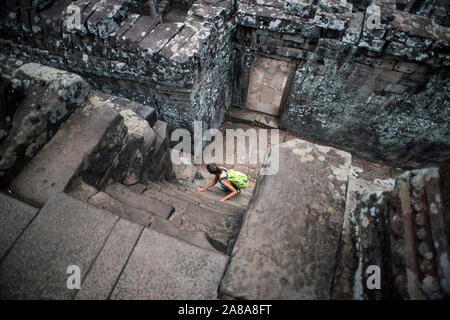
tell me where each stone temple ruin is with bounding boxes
[0,0,449,300]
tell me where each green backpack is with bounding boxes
[227,169,249,189]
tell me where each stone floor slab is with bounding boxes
[247,57,289,116]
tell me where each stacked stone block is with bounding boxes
[333,167,450,299]
[0,0,448,167]
[388,168,450,299]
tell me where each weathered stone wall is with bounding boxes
[0,0,235,135]
[231,0,450,168]
[336,190,394,299]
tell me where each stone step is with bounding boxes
[113,13,140,38]
[169,203,243,253]
[10,94,127,207]
[200,184,251,202]
[75,218,144,300]
[127,183,147,194]
[171,160,199,183]
[150,216,221,254]
[110,228,229,299]
[190,191,247,215]
[148,183,217,211]
[86,0,129,39]
[153,180,185,192]
[69,180,226,258]
[142,183,244,254]
[160,21,198,61]
[68,179,156,227]
[65,177,99,202]
[104,182,174,219]
[0,192,119,299]
[139,22,185,56]
[143,180,164,192]
[150,184,201,207]
[0,191,227,299]
[0,192,39,262]
[185,186,247,214]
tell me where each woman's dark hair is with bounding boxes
[206,163,220,175]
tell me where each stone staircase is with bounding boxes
[0,172,244,299]
[218,138,449,300]
[2,117,448,300]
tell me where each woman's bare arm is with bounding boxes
[197,175,219,192]
[219,180,238,202]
